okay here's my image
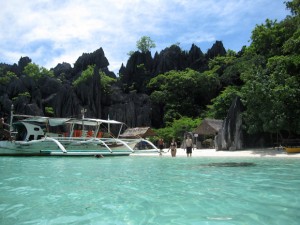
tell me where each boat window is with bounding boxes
[34,127,40,131]
[37,135,44,140]
[28,135,34,141]
[15,125,27,141]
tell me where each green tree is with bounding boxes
[153,126,174,144]
[154,117,201,143]
[148,69,220,123]
[282,1,300,54]
[73,65,94,86]
[12,92,31,101]
[73,65,115,93]
[286,0,300,16]
[149,90,167,105]
[240,55,300,136]
[249,1,299,58]
[206,86,241,119]
[171,117,201,141]
[100,71,116,94]
[23,63,54,80]
[24,63,40,79]
[0,71,17,85]
[283,28,300,54]
[249,19,286,57]
[238,1,300,137]
[45,107,54,116]
[136,36,156,53]
[207,55,239,87]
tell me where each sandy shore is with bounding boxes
[131,148,300,158]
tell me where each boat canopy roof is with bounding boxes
[66,118,123,126]
[18,117,71,126]
[15,116,124,127]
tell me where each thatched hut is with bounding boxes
[194,119,223,136]
[120,127,156,139]
[193,119,223,148]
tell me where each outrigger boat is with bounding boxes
[284,147,300,154]
[282,139,300,154]
[0,106,158,156]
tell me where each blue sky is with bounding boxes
[0,0,289,74]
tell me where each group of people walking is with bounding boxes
[158,136,194,157]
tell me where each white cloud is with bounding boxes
[0,0,289,74]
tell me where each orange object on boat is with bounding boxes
[87,130,93,137]
[73,130,82,137]
[97,132,103,138]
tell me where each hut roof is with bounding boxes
[120,127,156,138]
[193,118,223,135]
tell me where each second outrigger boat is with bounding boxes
[284,147,300,154]
[281,139,300,154]
[0,106,158,156]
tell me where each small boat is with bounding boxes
[284,147,300,154]
[0,106,158,156]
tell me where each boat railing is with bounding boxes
[43,135,138,153]
[44,137,67,153]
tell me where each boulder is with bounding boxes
[216,97,243,150]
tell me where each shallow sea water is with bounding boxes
[0,156,300,225]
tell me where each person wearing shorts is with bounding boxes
[185,136,193,157]
[158,138,164,155]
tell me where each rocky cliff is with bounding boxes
[0,41,227,128]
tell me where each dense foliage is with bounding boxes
[147,68,220,124]
[24,63,54,80]
[239,1,300,138]
[153,117,201,143]
[73,64,115,92]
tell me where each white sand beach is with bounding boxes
[132,148,300,158]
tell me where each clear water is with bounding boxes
[1,156,300,225]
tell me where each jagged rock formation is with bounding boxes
[206,40,227,59]
[215,97,243,150]
[153,45,187,74]
[104,85,152,127]
[119,41,225,94]
[119,51,154,93]
[215,96,275,150]
[0,41,226,128]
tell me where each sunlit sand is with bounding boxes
[132,148,300,158]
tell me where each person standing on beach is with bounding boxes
[185,136,193,157]
[158,138,164,155]
[168,138,177,157]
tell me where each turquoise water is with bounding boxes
[1,156,300,225]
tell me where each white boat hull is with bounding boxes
[0,138,142,156]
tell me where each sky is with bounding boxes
[0,0,290,75]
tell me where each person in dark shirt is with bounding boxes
[158,138,164,155]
